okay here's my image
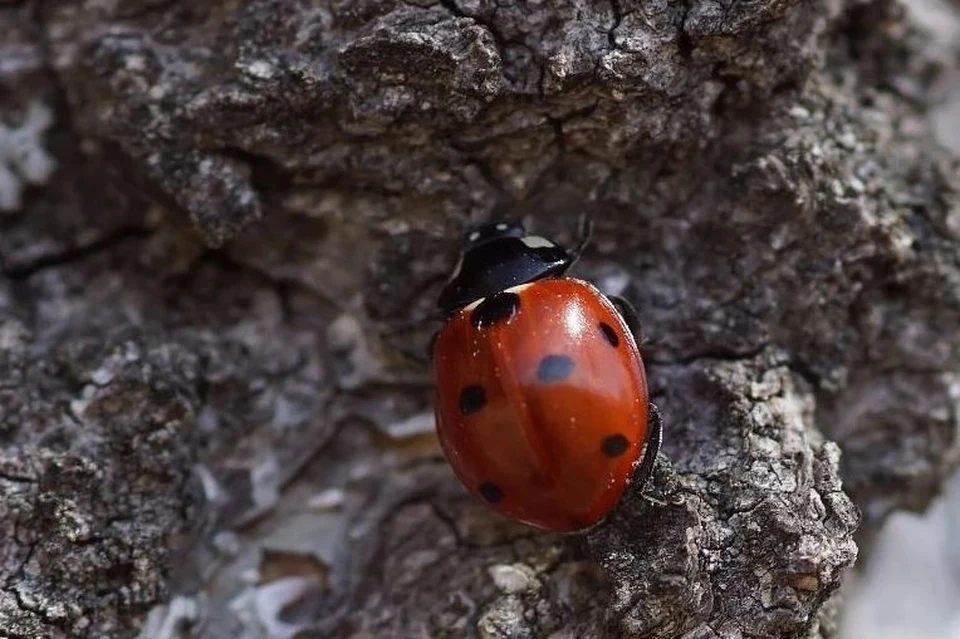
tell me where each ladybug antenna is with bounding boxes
[569,213,594,265]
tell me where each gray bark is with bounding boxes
[0,0,957,637]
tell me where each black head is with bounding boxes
[438,221,575,314]
[462,221,526,248]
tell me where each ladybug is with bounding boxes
[431,219,662,532]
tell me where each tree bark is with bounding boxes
[0,0,957,637]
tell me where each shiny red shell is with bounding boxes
[432,278,650,532]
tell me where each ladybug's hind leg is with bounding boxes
[609,295,645,345]
[632,402,663,492]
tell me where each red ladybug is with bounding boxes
[431,220,662,532]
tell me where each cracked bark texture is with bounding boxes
[0,0,958,637]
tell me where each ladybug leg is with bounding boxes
[392,330,437,367]
[389,344,429,368]
[379,310,447,335]
[609,295,645,344]
[632,402,663,491]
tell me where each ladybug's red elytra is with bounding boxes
[431,220,662,532]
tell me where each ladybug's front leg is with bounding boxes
[632,403,663,491]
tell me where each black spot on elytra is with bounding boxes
[471,291,520,329]
[599,322,619,347]
[459,385,486,414]
[601,434,629,457]
[537,354,575,383]
[478,481,503,503]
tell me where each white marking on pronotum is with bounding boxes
[520,235,555,249]
[464,297,485,311]
[495,223,509,231]
[468,231,481,242]
[505,283,533,294]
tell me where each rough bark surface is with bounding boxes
[0,0,957,637]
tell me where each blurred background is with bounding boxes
[840,2,960,636]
